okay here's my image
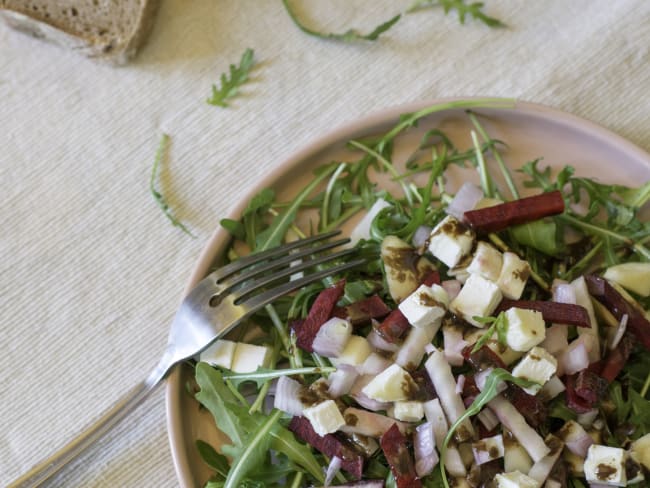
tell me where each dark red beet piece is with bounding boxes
[380,424,422,488]
[584,275,650,351]
[503,385,549,428]
[463,190,565,233]
[292,280,346,352]
[564,374,593,414]
[462,345,507,371]
[410,368,437,402]
[600,335,635,383]
[496,299,591,328]
[421,269,441,287]
[574,369,608,405]
[332,295,391,327]
[288,416,364,479]
[375,309,411,343]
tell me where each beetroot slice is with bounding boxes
[332,295,391,327]
[293,280,346,352]
[573,369,608,405]
[584,275,650,351]
[421,269,441,287]
[600,334,634,383]
[463,190,565,233]
[564,374,593,414]
[503,385,549,428]
[462,345,507,371]
[375,309,411,344]
[380,424,422,488]
[495,299,591,327]
[288,416,364,479]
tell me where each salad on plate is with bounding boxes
[188,100,650,488]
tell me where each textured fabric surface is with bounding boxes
[1,0,649,486]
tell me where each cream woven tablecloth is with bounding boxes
[1,0,649,486]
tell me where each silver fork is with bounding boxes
[11,231,364,488]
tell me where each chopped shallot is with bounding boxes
[414,422,439,477]
[557,337,589,376]
[446,182,484,220]
[366,328,400,353]
[423,399,467,477]
[324,456,342,487]
[312,317,352,358]
[441,279,462,301]
[328,364,359,398]
[412,225,433,248]
[274,376,304,416]
[443,324,468,367]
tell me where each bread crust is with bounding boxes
[0,0,161,64]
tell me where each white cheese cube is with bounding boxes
[428,215,475,268]
[631,433,650,470]
[584,444,627,486]
[230,342,271,373]
[303,399,345,436]
[199,339,236,369]
[398,284,448,329]
[330,335,372,367]
[504,308,546,352]
[389,401,424,422]
[361,363,417,402]
[450,274,503,327]
[496,252,531,299]
[511,346,557,395]
[311,317,352,358]
[495,471,540,488]
[472,434,505,465]
[467,241,503,282]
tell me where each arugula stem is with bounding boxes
[289,471,304,488]
[224,409,283,488]
[488,232,550,291]
[378,98,516,152]
[225,379,249,407]
[559,214,633,246]
[322,204,364,233]
[265,304,293,365]
[471,130,493,198]
[223,366,336,384]
[641,370,650,398]
[321,162,347,230]
[349,140,415,206]
[560,241,603,281]
[469,112,519,199]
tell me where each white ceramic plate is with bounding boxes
[166,98,650,487]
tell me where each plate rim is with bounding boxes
[165,96,650,487]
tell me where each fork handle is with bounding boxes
[9,359,170,488]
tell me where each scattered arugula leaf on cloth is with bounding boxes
[207,48,255,108]
[149,134,195,237]
[282,0,503,43]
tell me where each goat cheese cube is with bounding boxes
[304,399,345,436]
[450,274,503,327]
[230,342,271,373]
[428,215,475,268]
[330,335,372,367]
[504,308,546,352]
[584,444,627,486]
[199,339,237,369]
[495,471,540,488]
[362,363,417,402]
[511,346,557,395]
[389,401,424,422]
[496,252,531,299]
[473,434,505,465]
[398,284,448,328]
[467,241,503,282]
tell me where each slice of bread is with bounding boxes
[0,0,160,64]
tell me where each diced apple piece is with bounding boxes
[604,262,650,297]
[330,335,372,367]
[362,363,417,402]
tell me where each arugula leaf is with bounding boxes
[149,134,196,237]
[282,0,401,42]
[207,48,255,108]
[511,219,562,256]
[408,0,505,27]
[440,368,538,488]
[195,363,246,448]
[470,312,508,353]
[196,439,230,477]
